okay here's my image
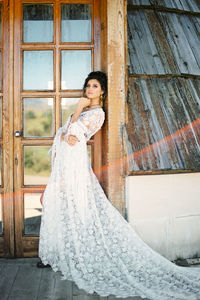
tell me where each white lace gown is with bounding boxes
[39,107,200,300]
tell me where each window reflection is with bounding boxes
[0,194,2,235]
[24,146,51,185]
[61,50,91,90]
[61,98,80,126]
[23,98,54,137]
[23,51,54,90]
[24,193,42,235]
[61,3,91,42]
[23,4,53,43]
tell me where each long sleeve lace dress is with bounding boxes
[38,107,200,300]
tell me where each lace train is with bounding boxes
[39,109,200,300]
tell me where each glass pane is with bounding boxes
[61,50,91,90]
[0,194,2,235]
[0,52,1,90]
[61,4,91,42]
[0,145,1,186]
[23,98,54,137]
[23,4,53,43]
[24,146,51,185]
[0,99,2,137]
[61,98,79,126]
[23,51,54,90]
[24,193,42,235]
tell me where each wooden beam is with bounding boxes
[129,74,200,79]
[3,0,15,257]
[106,0,127,216]
[127,4,200,17]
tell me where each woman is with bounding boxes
[38,71,200,300]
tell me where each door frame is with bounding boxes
[0,0,15,257]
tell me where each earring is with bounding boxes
[100,94,103,107]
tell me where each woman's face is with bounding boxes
[85,79,104,100]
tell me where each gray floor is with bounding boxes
[0,258,144,300]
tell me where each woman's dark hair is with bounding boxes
[83,71,107,99]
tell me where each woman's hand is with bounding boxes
[67,134,79,146]
[69,97,91,123]
[77,97,91,109]
[61,132,79,146]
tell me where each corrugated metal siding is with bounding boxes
[126,3,200,172]
[127,10,200,75]
[128,0,200,12]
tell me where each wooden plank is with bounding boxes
[1,0,15,257]
[13,0,24,257]
[73,296,99,300]
[126,77,200,172]
[0,263,19,299]
[93,0,103,184]
[127,2,200,14]
[128,9,200,76]
[108,296,144,300]
[99,0,108,195]
[36,268,56,300]
[106,0,127,215]
[0,258,150,300]
[8,264,42,299]
[73,282,89,296]
[0,257,39,264]
[53,274,73,299]
[0,237,4,256]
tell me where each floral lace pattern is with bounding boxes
[39,108,200,300]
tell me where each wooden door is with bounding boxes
[0,0,102,257]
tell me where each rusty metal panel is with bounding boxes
[125,77,200,171]
[127,10,200,75]
[128,0,200,12]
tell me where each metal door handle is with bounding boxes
[14,130,22,137]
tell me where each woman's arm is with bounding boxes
[70,103,84,123]
[70,97,91,122]
[61,97,91,145]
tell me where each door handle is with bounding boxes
[14,130,22,137]
[15,157,18,165]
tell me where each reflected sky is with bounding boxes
[23,51,54,90]
[23,4,53,43]
[61,50,91,90]
[61,3,91,42]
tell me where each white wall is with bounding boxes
[125,172,200,261]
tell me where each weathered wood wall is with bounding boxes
[125,0,200,173]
